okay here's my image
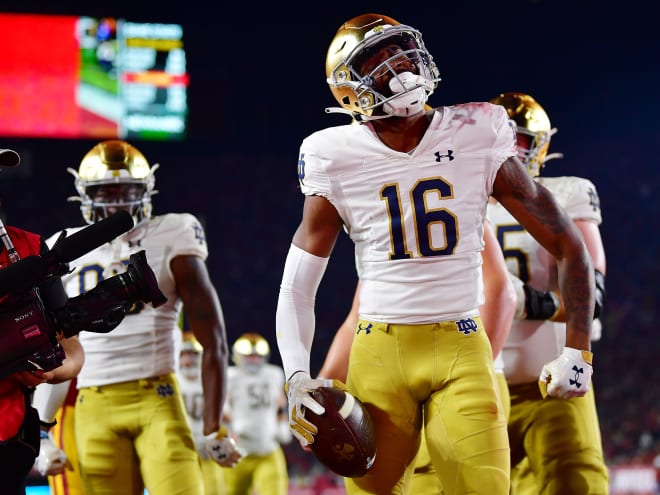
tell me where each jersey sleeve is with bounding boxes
[296,136,332,199]
[544,176,602,225]
[565,177,602,224]
[160,213,209,261]
[491,103,519,164]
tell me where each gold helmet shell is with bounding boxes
[68,140,158,224]
[325,13,440,118]
[181,332,203,354]
[489,92,560,177]
[232,333,270,370]
[179,332,202,381]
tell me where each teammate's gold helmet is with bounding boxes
[325,13,440,119]
[68,140,158,224]
[232,333,270,372]
[179,332,202,381]
[489,92,562,177]
[181,332,203,354]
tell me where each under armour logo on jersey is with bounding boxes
[434,150,455,162]
[357,323,372,335]
[193,223,206,245]
[157,384,174,397]
[128,240,142,248]
[569,365,586,389]
[587,187,601,213]
[456,318,478,335]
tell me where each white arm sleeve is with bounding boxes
[275,244,329,380]
[32,380,72,424]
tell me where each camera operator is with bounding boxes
[0,148,84,495]
[32,140,240,495]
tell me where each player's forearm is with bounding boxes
[48,336,83,383]
[479,287,515,358]
[557,254,595,351]
[201,352,224,435]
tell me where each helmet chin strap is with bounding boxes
[324,106,393,122]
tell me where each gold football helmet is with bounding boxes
[179,332,202,381]
[68,140,158,224]
[489,92,562,177]
[232,333,270,372]
[325,13,440,119]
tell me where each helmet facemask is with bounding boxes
[179,349,201,381]
[326,16,441,120]
[515,127,555,178]
[179,333,203,381]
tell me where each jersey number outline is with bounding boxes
[77,260,145,315]
[380,177,458,260]
[494,224,531,283]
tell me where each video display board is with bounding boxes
[0,13,189,140]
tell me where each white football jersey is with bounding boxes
[177,366,205,448]
[299,103,517,323]
[224,364,286,456]
[47,213,208,388]
[486,176,602,384]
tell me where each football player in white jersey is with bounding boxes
[31,140,242,495]
[486,92,609,495]
[221,333,291,495]
[319,219,516,495]
[275,13,596,495]
[177,331,228,495]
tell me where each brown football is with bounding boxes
[307,386,376,478]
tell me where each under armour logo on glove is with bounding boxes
[539,347,593,399]
[570,364,586,389]
[204,427,244,467]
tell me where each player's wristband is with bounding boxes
[523,284,559,320]
[40,419,57,429]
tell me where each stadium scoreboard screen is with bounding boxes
[0,13,189,141]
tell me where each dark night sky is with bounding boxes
[1,0,659,382]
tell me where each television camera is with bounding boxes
[0,211,166,378]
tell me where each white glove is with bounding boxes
[539,347,593,399]
[35,432,68,476]
[204,427,244,467]
[275,419,293,445]
[285,372,332,446]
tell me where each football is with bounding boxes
[307,386,376,478]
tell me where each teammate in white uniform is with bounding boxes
[177,331,228,495]
[275,14,596,495]
[31,140,241,495]
[222,333,291,495]
[486,92,609,495]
